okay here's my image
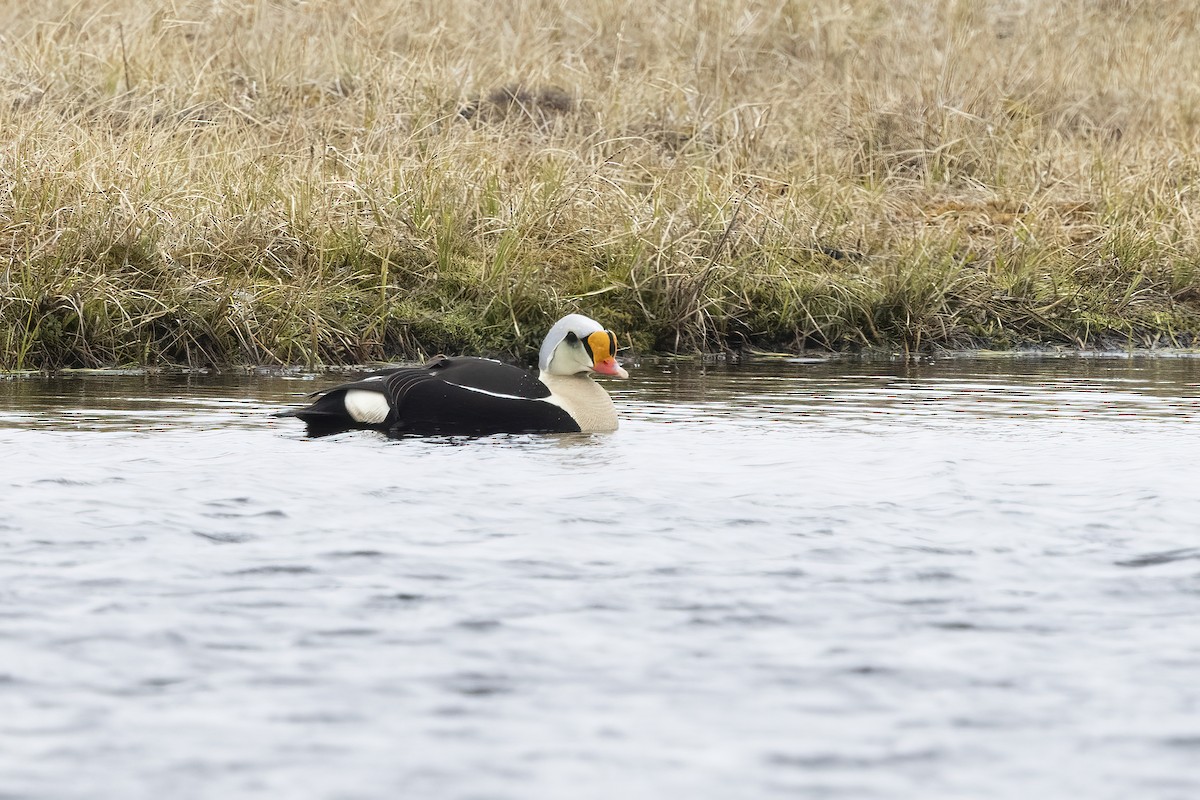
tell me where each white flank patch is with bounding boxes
[444,381,527,401]
[344,390,391,424]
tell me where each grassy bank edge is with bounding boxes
[8,216,1200,371]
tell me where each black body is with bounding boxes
[279,356,581,437]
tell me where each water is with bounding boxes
[2,356,1199,799]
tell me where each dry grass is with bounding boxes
[4,0,1200,368]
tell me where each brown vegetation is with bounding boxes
[3,0,1200,368]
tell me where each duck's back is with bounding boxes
[283,356,581,436]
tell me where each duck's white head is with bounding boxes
[538,314,629,379]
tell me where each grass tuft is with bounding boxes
[4,0,1200,369]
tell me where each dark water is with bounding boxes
[2,356,1199,799]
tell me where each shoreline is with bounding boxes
[6,286,1200,372]
[6,345,1200,379]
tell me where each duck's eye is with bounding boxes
[565,331,578,344]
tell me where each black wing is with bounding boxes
[421,356,553,399]
[278,356,580,436]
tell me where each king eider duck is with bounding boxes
[278,314,629,436]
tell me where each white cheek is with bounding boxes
[550,343,583,373]
[573,345,594,369]
[344,390,390,424]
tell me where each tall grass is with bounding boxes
[3,0,1200,368]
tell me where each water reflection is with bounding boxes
[4,355,1199,431]
[622,355,1200,427]
[2,355,1200,799]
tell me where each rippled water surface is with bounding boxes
[3,356,1200,799]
